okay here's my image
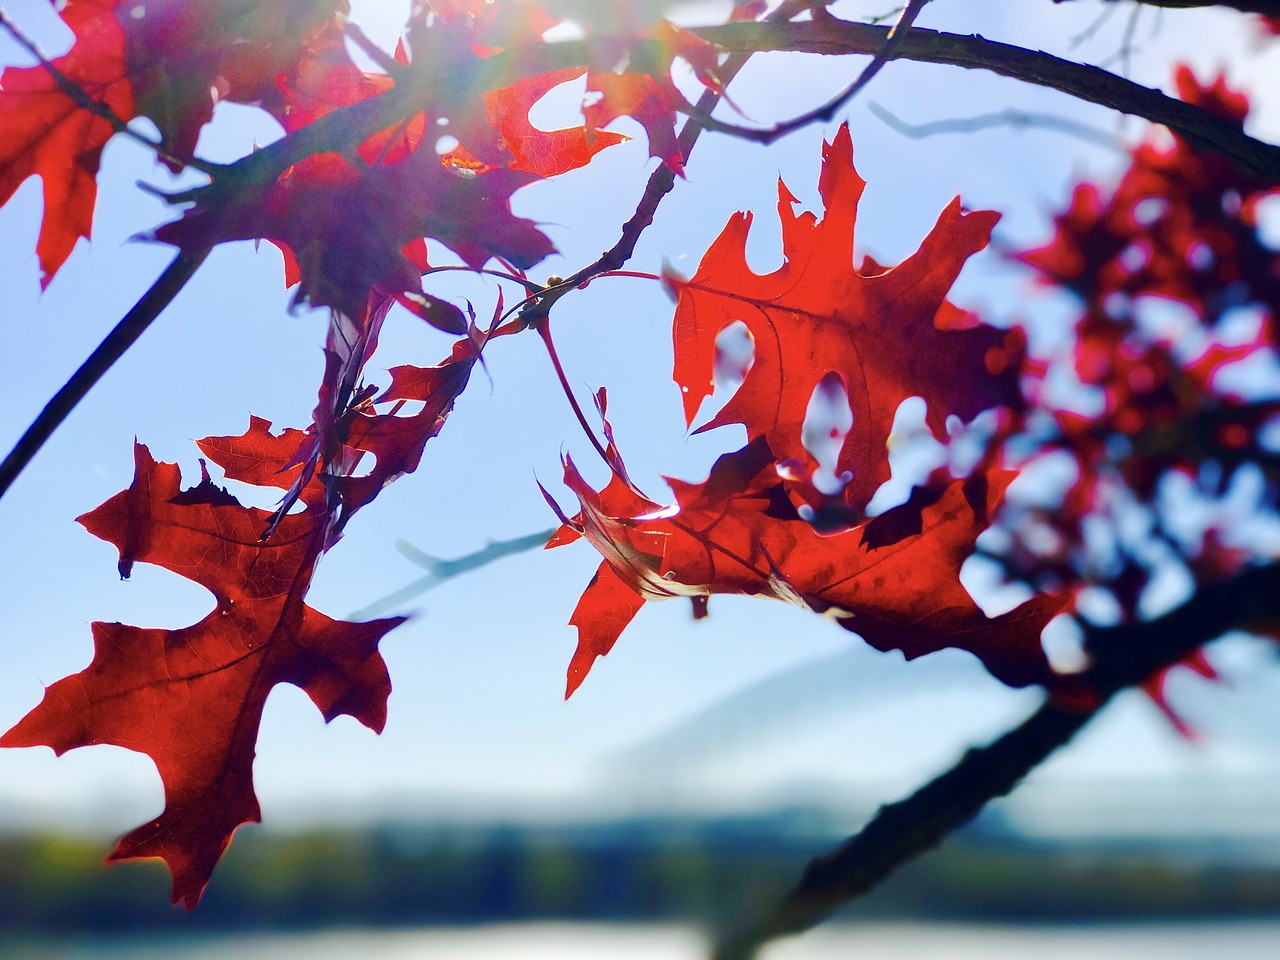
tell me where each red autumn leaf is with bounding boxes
[197,415,314,488]
[0,0,133,286]
[671,124,1025,512]
[577,22,725,174]
[120,0,350,161]
[156,149,553,318]
[202,302,481,531]
[198,414,329,519]
[1021,67,1279,319]
[553,439,1065,698]
[339,334,482,514]
[584,71,684,173]
[0,443,404,907]
[485,66,629,178]
[471,14,720,176]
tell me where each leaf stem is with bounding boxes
[686,0,932,146]
[532,318,614,470]
[0,249,209,501]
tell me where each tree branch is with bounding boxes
[690,19,1280,178]
[685,0,931,145]
[544,0,821,302]
[163,15,1280,229]
[713,560,1280,959]
[0,249,209,500]
[1054,0,1280,14]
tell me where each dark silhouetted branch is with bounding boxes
[692,19,1280,178]
[713,561,1280,959]
[0,250,209,499]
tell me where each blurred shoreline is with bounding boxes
[5,795,1280,938]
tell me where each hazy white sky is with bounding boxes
[1,0,1278,837]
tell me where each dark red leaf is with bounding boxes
[0,0,133,286]
[0,443,403,907]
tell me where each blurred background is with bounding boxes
[2,0,1280,956]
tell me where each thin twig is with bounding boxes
[0,7,219,176]
[347,529,555,619]
[342,20,407,79]
[1069,2,1120,50]
[533,318,614,469]
[1097,3,1144,75]
[420,264,543,294]
[686,0,932,146]
[712,560,1280,959]
[0,250,209,499]
[868,101,1127,152]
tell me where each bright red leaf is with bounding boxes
[485,66,629,178]
[0,0,132,286]
[0,443,404,907]
[670,124,1025,512]
[553,439,1065,697]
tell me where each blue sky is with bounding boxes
[1,0,1279,837]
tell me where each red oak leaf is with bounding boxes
[0,0,133,286]
[577,22,724,173]
[1021,67,1279,320]
[198,414,330,519]
[485,67,629,178]
[339,334,481,515]
[0,443,404,907]
[584,71,683,172]
[671,124,1025,512]
[120,0,350,161]
[201,304,481,532]
[553,439,1065,697]
[156,149,552,318]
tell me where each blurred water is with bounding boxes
[7,922,1280,960]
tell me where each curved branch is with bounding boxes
[685,0,931,145]
[690,19,1280,178]
[164,15,1280,226]
[0,249,209,500]
[713,560,1280,959]
[1055,0,1279,13]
